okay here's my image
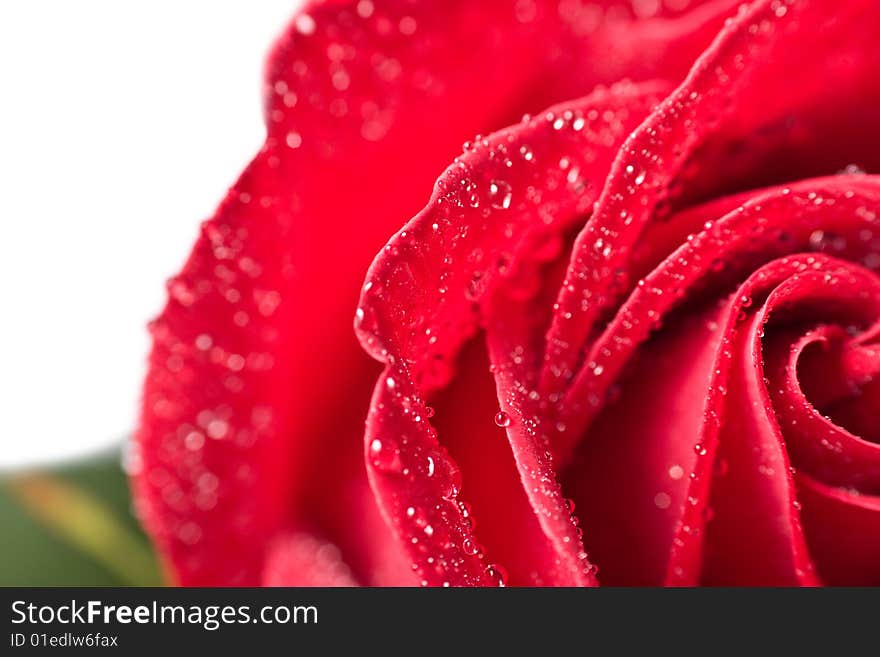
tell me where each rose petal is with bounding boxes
[557,177,880,583]
[562,300,726,585]
[531,0,880,585]
[664,255,877,585]
[797,475,880,585]
[358,85,670,586]
[137,0,737,586]
[766,325,880,492]
[564,255,849,585]
[543,0,880,410]
[356,0,880,582]
[561,178,880,457]
[262,532,360,587]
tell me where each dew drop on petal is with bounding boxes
[206,419,228,440]
[294,13,316,35]
[285,131,302,149]
[399,16,417,35]
[370,438,402,473]
[485,564,507,587]
[668,464,684,480]
[184,431,205,451]
[840,163,866,175]
[488,180,512,209]
[654,492,672,509]
[494,411,511,428]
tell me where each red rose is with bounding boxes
[135,0,880,586]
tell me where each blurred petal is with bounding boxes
[263,533,359,587]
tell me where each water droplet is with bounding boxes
[207,419,228,440]
[494,411,511,428]
[369,438,402,473]
[178,522,202,545]
[184,430,205,451]
[668,464,684,480]
[694,443,707,456]
[654,492,672,509]
[294,13,316,35]
[485,564,507,587]
[399,15,417,35]
[167,278,195,306]
[488,180,512,209]
[426,453,462,499]
[840,163,866,175]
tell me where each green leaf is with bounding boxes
[0,449,165,586]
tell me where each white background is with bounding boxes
[0,1,301,468]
